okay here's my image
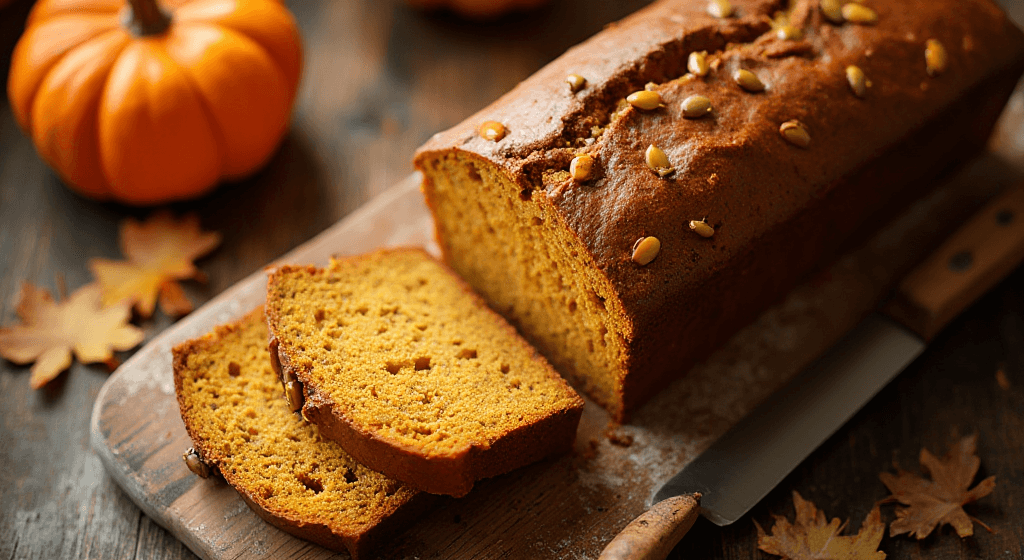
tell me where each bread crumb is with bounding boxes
[605,427,634,447]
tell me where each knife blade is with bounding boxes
[598,185,1024,560]
[651,313,922,525]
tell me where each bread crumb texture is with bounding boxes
[267,249,583,458]
[173,309,419,550]
[421,155,629,412]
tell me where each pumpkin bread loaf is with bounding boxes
[172,308,430,560]
[414,0,1024,421]
[265,248,584,498]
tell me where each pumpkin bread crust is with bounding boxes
[172,308,432,560]
[265,248,585,497]
[414,0,1024,421]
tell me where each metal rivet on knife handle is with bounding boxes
[597,493,701,560]
[948,251,972,272]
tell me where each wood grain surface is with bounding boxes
[2,0,1024,559]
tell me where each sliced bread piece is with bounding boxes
[265,248,584,497]
[173,308,430,559]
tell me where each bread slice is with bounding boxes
[173,308,431,559]
[265,248,584,497]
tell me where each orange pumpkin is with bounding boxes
[405,0,549,19]
[8,0,303,205]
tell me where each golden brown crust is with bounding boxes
[300,381,583,497]
[414,0,1024,420]
[172,308,432,559]
[265,248,584,497]
[234,488,435,560]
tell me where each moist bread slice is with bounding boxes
[173,308,430,559]
[414,0,1024,421]
[265,248,584,497]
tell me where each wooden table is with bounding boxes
[1,1,1022,558]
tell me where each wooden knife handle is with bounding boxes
[597,493,701,560]
[885,185,1024,340]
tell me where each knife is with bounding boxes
[598,185,1024,560]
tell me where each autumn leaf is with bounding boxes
[756,491,886,560]
[89,212,221,318]
[0,283,144,389]
[879,434,996,539]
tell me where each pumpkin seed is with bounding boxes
[645,82,659,92]
[925,39,947,76]
[269,337,283,379]
[707,0,734,18]
[280,364,296,385]
[689,220,715,238]
[627,90,663,110]
[631,236,661,265]
[183,448,211,479]
[286,380,304,412]
[566,73,586,92]
[776,25,803,41]
[846,65,867,97]
[820,0,843,23]
[780,120,811,148]
[570,154,594,181]
[841,3,877,24]
[677,73,698,85]
[645,144,674,176]
[479,121,506,141]
[688,51,710,76]
[681,95,713,118]
[734,69,766,92]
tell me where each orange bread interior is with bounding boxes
[173,308,428,559]
[419,155,627,415]
[265,248,584,497]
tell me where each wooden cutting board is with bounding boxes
[90,91,1024,560]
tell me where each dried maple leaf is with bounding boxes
[756,491,886,560]
[0,283,144,389]
[89,212,221,318]
[879,434,996,539]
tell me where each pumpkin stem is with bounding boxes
[125,0,171,36]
